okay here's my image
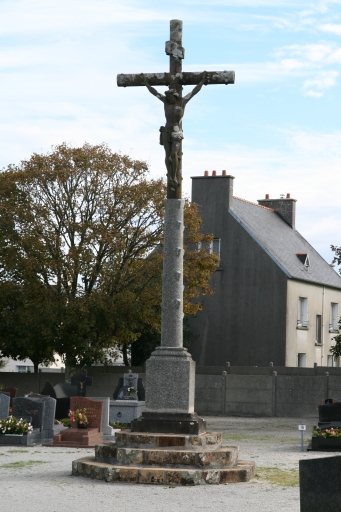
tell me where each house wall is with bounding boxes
[286,280,341,367]
[189,175,287,367]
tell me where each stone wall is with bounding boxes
[1,365,340,418]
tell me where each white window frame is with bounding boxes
[297,297,308,328]
[327,355,334,367]
[330,303,339,331]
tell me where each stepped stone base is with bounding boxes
[72,431,255,485]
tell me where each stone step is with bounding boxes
[115,431,222,450]
[72,456,256,485]
[96,443,239,468]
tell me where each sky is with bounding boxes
[1,0,341,267]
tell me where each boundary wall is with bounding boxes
[1,365,340,418]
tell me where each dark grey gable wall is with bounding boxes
[189,176,287,367]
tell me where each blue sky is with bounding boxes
[1,0,341,266]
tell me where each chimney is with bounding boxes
[191,172,235,211]
[257,194,297,228]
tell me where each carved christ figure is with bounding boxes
[140,73,207,189]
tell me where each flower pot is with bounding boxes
[311,437,341,451]
[77,423,88,429]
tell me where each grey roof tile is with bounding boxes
[232,197,341,289]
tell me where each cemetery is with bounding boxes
[1,6,341,510]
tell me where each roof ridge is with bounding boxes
[233,196,275,211]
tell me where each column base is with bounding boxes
[131,412,206,435]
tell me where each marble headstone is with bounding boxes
[12,398,45,430]
[70,396,103,431]
[0,393,10,420]
[90,397,113,438]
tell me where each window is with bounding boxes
[297,297,308,328]
[327,355,334,367]
[198,238,221,257]
[316,315,322,344]
[16,365,33,373]
[298,353,307,367]
[330,303,339,331]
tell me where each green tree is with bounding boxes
[0,143,217,370]
[330,245,341,358]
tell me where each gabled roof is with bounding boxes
[231,197,341,289]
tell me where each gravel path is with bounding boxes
[0,416,336,512]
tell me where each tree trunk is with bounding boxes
[122,344,129,366]
[32,360,39,373]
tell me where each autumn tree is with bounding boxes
[0,143,217,370]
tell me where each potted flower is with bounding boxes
[127,387,138,400]
[311,426,341,450]
[0,416,33,436]
[68,408,88,429]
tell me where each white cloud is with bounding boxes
[303,70,339,95]
[320,23,341,36]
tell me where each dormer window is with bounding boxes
[296,253,310,269]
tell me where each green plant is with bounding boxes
[0,416,33,435]
[312,426,341,438]
[59,418,71,428]
[68,408,88,426]
[109,421,129,430]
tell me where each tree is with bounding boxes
[329,245,341,358]
[0,143,217,370]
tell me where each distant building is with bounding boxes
[189,172,341,368]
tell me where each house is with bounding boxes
[188,171,341,368]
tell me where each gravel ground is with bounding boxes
[0,416,337,512]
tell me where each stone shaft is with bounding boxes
[161,198,184,348]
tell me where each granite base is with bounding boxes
[131,412,206,435]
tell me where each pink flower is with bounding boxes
[79,421,83,424]
[79,413,82,418]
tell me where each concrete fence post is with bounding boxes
[324,372,329,399]
[272,371,277,417]
[221,371,227,415]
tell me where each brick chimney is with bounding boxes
[257,193,297,229]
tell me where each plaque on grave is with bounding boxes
[12,398,45,431]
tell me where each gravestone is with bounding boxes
[71,371,93,397]
[28,396,56,438]
[53,396,104,447]
[12,397,45,431]
[0,393,10,419]
[2,387,18,406]
[90,397,113,440]
[300,456,341,511]
[111,371,145,423]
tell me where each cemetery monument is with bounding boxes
[72,20,255,484]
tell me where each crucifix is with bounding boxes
[117,19,234,199]
[118,21,235,434]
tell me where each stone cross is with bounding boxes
[71,370,93,397]
[117,19,234,199]
[118,20,235,434]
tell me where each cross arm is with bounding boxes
[117,71,235,87]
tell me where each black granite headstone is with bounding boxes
[300,456,341,512]
[12,398,45,430]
